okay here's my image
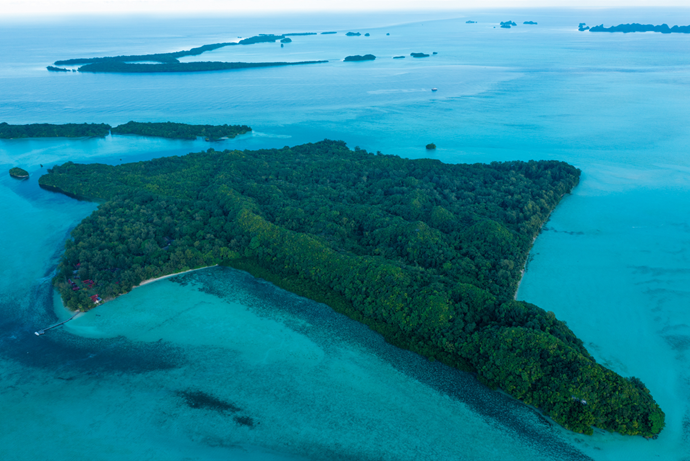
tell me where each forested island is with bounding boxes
[50,34,327,74]
[54,36,283,66]
[411,52,430,58]
[39,140,664,438]
[47,66,71,72]
[524,21,538,25]
[346,32,361,36]
[500,21,517,29]
[587,23,690,33]
[0,122,111,138]
[77,60,327,74]
[9,167,29,179]
[344,54,376,62]
[1,121,252,141]
[111,121,251,140]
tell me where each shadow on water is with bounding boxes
[172,267,593,461]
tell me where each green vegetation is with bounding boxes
[588,23,690,33]
[51,34,327,74]
[39,140,664,438]
[426,143,436,150]
[9,167,29,179]
[344,54,376,62]
[111,121,251,141]
[53,37,283,66]
[0,122,111,138]
[77,60,328,74]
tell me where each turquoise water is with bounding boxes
[1,10,689,460]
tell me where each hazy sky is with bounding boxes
[5,0,689,16]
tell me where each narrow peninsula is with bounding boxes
[39,140,664,438]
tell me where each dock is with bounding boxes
[35,311,81,336]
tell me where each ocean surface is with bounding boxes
[1,9,689,460]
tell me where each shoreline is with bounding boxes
[62,265,217,313]
[133,265,217,290]
[512,192,571,300]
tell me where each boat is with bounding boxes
[432,88,438,92]
[35,330,45,336]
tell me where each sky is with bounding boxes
[4,0,690,16]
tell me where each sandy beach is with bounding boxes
[134,265,218,289]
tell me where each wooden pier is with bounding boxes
[35,311,80,336]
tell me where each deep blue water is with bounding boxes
[1,10,689,460]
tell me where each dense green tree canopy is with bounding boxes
[0,122,111,138]
[39,140,664,437]
[9,167,29,179]
[111,121,251,140]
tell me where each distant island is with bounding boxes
[393,56,405,59]
[523,21,538,25]
[321,31,337,34]
[586,23,690,33]
[77,60,328,74]
[500,21,517,29]
[346,32,361,36]
[466,20,477,24]
[579,23,590,31]
[47,66,71,72]
[50,34,328,74]
[343,54,376,62]
[410,52,430,58]
[111,121,252,140]
[0,122,111,138]
[0,121,252,141]
[365,33,370,37]
[283,32,316,36]
[9,167,29,179]
[39,139,665,438]
[426,143,436,150]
